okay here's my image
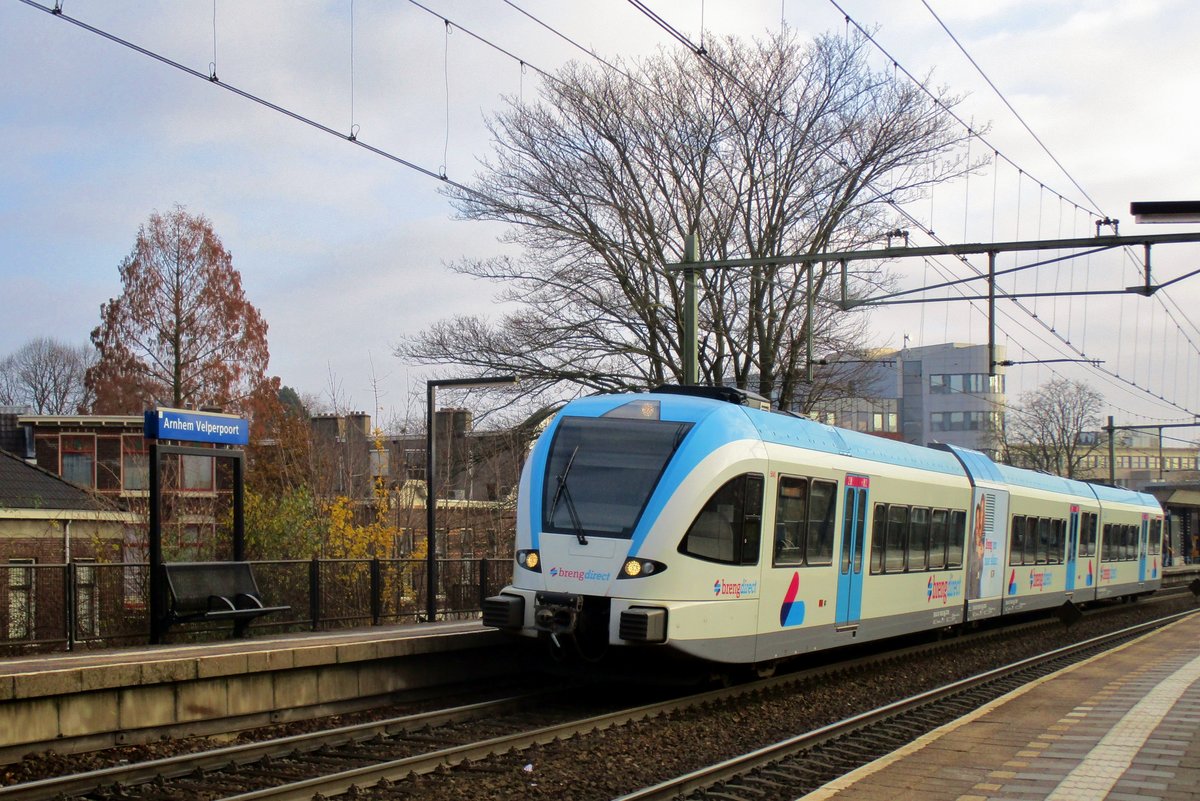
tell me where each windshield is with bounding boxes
[542,416,692,538]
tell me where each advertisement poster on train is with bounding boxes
[967,488,1007,600]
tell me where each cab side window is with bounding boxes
[679,473,764,566]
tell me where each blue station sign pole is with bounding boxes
[144,407,249,643]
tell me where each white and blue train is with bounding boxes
[484,386,1164,667]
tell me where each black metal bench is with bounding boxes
[162,561,290,638]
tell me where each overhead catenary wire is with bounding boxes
[921,0,1195,357]
[824,0,1099,220]
[918,0,1106,218]
[426,0,1195,422]
[620,0,1197,419]
[914,0,1200,386]
[21,0,1196,423]
[16,0,479,194]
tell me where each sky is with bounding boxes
[2,0,1199,435]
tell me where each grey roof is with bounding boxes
[0,411,27,454]
[0,449,108,512]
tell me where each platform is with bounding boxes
[802,610,1200,801]
[0,620,531,762]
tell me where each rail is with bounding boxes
[2,596,1193,799]
[615,608,1200,801]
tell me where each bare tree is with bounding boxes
[398,30,976,408]
[0,337,95,413]
[1002,378,1104,478]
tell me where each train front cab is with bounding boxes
[485,391,776,664]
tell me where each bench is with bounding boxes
[162,561,290,638]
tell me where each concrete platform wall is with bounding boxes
[0,627,529,762]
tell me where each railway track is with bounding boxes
[616,607,1199,801]
[2,593,1194,801]
[0,684,642,801]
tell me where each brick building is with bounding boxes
[0,448,134,642]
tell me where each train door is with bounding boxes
[1065,506,1080,594]
[967,487,1009,620]
[1138,514,1149,584]
[836,475,869,628]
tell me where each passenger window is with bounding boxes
[885,505,908,572]
[1081,513,1097,557]
[929,509,948,571]
[1050,519,1064,564]
[1037,518,1051,564]
[870,504,886,574]
[1023,517,1037,565]
[807,480,836,566]
[907,508,930,571]
[947,510,965,568]
[1010,515,1025,566]
[679,473,764,566]
[1102,523,1113,561]
[773,476,808,566]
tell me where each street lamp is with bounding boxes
[425,375,517,622]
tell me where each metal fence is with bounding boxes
[0,557,514,656]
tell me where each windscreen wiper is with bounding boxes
[549,446,588,545]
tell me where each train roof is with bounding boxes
[1086,481,1162,510]
[741,405,967,477]
[992,461,1086,496]
[563,391,1164,513]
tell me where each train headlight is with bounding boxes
[619,558,666,578]
[517,550,541,572]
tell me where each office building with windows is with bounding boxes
[809,342,1007,456]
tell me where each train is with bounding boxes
[483,385,1164,669]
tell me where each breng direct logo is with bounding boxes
[549,567,612,582]
[1028,570,1055,590]
[926,576,962,604]
[713,579,758,598]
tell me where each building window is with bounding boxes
[181,454,214,492]
[930,373,1005,395]
[931,411,1001,432]
[34,435,59,474]
[123,435,148,491]
[61,435,96,488]
[7,559,35,640]
[122,527,147,609]
[181,523,206,559]
[404,449,426,481]
[74,559,98,637]
[97,436,121,491]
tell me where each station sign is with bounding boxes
[143,407,249,446]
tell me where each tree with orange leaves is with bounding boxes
[87,205,271,416]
